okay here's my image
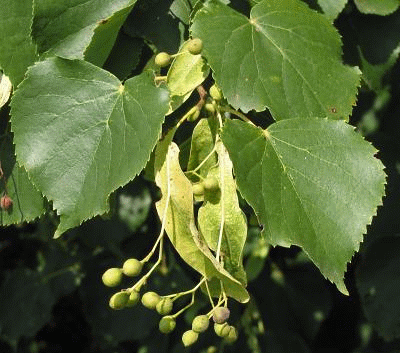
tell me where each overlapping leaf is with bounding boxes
[354,0,400,15]
[32,0,138,66]
[0,0,38,86]
[11,57,169,237]
[191,0,360,120]
[317,0,348,21]
[198,141,248,284]
[154,139,249,303]
[221,118,386,294]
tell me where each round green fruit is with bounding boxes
[192,182,205,196]
[187,38,203,55]
[155,52,171,67]
[109,291,129,310]
[192,315,210,333]
[205,103,215,114]
[212,307,230,324]
[159,316,176,334]
[156,298,173,315]
[224,326,238,343]
[125,290,140,307]
[214,322,231,337]
[182,330,199,347]
[122,258,143,277]
[102,268,123,287]
[203,176,219,192]
[141,291,161,310]
[209,84,223,101]
[188,107,201,122]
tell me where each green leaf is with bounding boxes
[32,0,138,66]
[187,118,218,178]
[11,57,169,237]
[154,139,249,302]
[354,0,400,15]
[0,0,38,86]
[167,40,210,97]
[191,0,360,120]
[356,235,400,340]
[0,136,46,226]
[170,0,201,25]
[198,141,248,283]
[0,269,55,343]
[317,0,348,21]
[221,118,386,294]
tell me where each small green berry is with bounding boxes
[102,268,123,287]
[109,291,129,310]
[224,326,238,343]
[212,307,230,324]
[192,182,205,196]
[214,322,231,337]
[192,314,210,333]
[203,176,219,192]
[209,84,223,101]
[207,347,217,353]
[155,52,172,67]
[122,258,143,277]
[205,103,215,114]
[182,329,199,347]
[141,291,161,310]
[159,316,176,334]
[156,297,173,315]
[187,106,201,122]
[187,38,203,55]
[125,290,140,307]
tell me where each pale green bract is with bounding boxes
[191,0,360,120]
[221,118,386,294]
[11,57,169,237]
[198,141,248,284]
[154,138,249,303]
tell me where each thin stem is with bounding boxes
[167,277,206,301]
[171,291,196,319]
[191,144,217,174]
[215,141,225,262]
[205,280,216,309]
[131,145,173,291]
[220,106,255,125]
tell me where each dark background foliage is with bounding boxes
[1,0,400,352]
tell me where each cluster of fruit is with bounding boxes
[102,259,238,346]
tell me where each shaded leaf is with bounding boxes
[154,139,249,302]
[0,269,55,343]
[0,0,38,86]
[356,235,400,340]
[354,0,400,15]
[198,141,248,283]
[11,57,169,237]
[221,118,386,294]
[191,0,360,120]
[32,0,138,66]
